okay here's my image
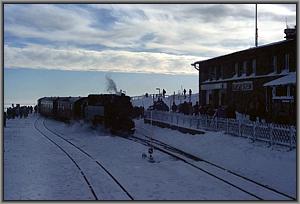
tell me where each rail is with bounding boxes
[144,110,296,149]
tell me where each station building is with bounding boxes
[191,27,296,124]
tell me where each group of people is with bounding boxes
[149,98,169,112]
[4,104,37,127]
[171,101,236,119]
[145,88,193,101]
[182,89,192,100]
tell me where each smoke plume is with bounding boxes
[105,75,118,93]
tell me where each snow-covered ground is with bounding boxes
[135,120,296,197]
[4,114,296,200]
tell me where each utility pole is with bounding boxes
[255,4,258,47]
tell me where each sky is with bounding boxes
[3,3,297,105]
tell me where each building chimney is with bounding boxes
[284,25,296,40]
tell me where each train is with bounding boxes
[37,94,135,134]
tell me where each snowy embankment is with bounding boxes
[4,115,296,200]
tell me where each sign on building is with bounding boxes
[201,83,227,90]
[232,81,253,91]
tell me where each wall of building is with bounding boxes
[194,38,296,124]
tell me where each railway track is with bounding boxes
[126,127,295,201]
[34,117,134,200]
[34,118,98,200]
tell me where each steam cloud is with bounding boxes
[105,75,118,93]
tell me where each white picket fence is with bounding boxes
[144,110,297,149]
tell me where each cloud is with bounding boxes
[4,44,204,75]
[4,3,296,74]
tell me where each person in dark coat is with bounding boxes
[11,108,16,119]
[248,102,256,121]
[7,108,11,119]
[207,104,215,117]
[199,105,205,115]
[182,101,189,115]
[183,89,187,99]
[171,102,177,112]
[188,102,193,115]
[4,111,7,127]
[193,101,199,116]
[162,89,166,98]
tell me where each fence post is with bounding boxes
[226,118,229,134]
[253,121,256,141]
[269,123,274,147]
[150,110,153,126]
[289,126,294,150]
[216,117,218,130]
[238,120,241,137]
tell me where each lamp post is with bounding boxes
[191,63,200,104]
[156,88,160,98]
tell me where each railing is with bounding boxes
[144,110,297,149]
[131,94,171,101]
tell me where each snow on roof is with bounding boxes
[263,72,296,87]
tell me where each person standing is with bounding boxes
[183,89,187,99]
[193,101,199,116]
[189,89,192,102]
[162,89,166,98]
[4,111,7,127]
[171,102,177,112]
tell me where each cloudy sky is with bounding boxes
[3,4,297,104]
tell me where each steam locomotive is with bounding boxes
[37,94,135,134]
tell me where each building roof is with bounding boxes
[192,39,295,65]
[263,72,296,87]
[57,97,82,103]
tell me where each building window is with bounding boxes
[214,66,217,79]
[220,66,223,79]
[206,90,212,105]
[243,61,247,76]
[272,56,277,73]
[272,87,276,98]
[209,67,213,80]
[252,59,256,75]
[285,53,289,71]
[276,86,287,96]
[235,62,239,76]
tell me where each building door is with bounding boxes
[206,90,212,105]
[218,90,224,106]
